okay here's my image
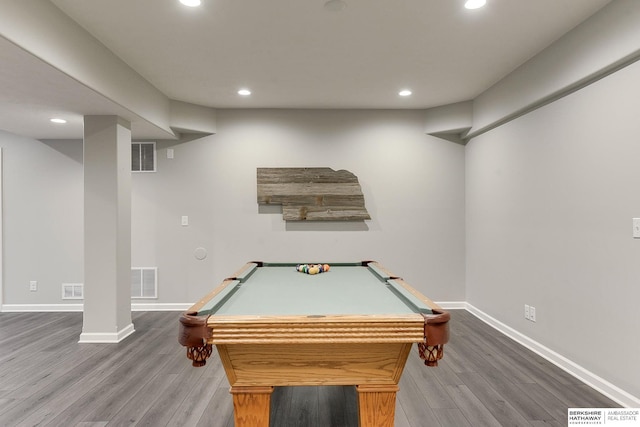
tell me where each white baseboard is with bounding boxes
[1,303,84,312]
[131,302,191,311]
[78,323,135,343]
[1,302,460,312]
[1,302,191,312]
[465,303,640,408]
[435,301,467,310]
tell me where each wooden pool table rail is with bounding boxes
[179,261,449,366]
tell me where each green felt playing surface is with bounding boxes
[198,264,433,317]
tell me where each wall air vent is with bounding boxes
[131,142,156,172]
[62,283,83,300]
[131,267,157,299]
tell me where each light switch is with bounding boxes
[634,218,640,238]
[167,148,174,159]
[181,216,189,226]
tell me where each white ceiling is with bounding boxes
[0,0,613,139]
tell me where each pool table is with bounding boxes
[179,261,450,427]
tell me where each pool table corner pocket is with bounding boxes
[179,311,213,367]
[419,309,451,366]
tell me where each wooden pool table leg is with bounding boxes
[230,386,274,427]
[356,384,399,427]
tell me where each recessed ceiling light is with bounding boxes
[398,90,412,97]
[465,0,486,9]
[238,89,251,96]
[179,0,201,7]
[50,118,67,124]
[324,0,347,12]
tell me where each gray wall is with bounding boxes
[1,133,83,305]
[466,59,640,400]
[133,109,466,303]
[1,109,466,306]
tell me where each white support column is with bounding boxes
[80,116,134,343]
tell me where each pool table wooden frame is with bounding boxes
[179,261,450,427]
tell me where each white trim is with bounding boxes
[1,303,84,312]
[466,303,640,408]
[131,302,191,311]
[1,301,457,313]
[0,302,191,312]
[78,323,135,344]
[435,301,467,310]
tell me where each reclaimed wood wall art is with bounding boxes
[257,168,371,221]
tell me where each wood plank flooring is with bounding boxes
[0,310,618,426]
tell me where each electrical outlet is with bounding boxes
[524,304,530,320]
[30,280,38,291]
[530,306,536,322]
